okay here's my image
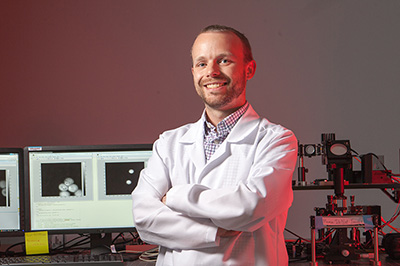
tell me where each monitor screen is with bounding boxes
[24,144,152,235]
[0,148,24,235]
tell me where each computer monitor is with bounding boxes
[24,144,152,250]
[0,148,24,235]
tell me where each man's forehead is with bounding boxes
[191,31,244,58]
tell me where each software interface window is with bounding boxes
[0,153,21,232]
[28,150,152,231]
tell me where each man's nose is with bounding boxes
[207,62,220,77]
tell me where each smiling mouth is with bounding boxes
[204,82,227,89]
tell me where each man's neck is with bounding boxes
[205,102,246,126]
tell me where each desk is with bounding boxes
[293,183,400,203]
[293,183,400,190]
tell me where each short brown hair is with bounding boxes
[198,25,254,63]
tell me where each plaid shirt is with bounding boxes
[203,102,249,161]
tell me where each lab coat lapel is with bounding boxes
[178,105,260,182]
[203,105,260,172]
[178,117,206,171]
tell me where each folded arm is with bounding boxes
[164,129,298,232]
[131,141,219,250]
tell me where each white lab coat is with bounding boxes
[131,105,298,266]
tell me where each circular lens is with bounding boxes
[304,145,316,156]
[330,143,348,156]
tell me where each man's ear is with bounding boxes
[246,60,256,80]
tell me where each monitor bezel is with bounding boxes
[23,143,153,235]
[0,148,25,237]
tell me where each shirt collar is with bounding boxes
[204,101,249,135]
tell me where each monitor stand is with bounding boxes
[89,233,112,255]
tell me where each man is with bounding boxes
[132,25,297,266]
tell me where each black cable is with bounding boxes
[112,233,125,244]
[50,234,91,253]
[4,241,25,256]
[368,152,390,172]
[351,148,360,156]
[284,228,310,242]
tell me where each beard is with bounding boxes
[195,72,247,110]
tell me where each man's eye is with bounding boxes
[219,59,230,65]
[197,62,206,67]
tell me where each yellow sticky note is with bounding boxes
[25,231,49,255]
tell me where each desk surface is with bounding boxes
[293,183,400,190]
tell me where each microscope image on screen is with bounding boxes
[41,163,85,197]
[0,170,9,207]
[105,162,143,195]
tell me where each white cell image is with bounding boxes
[59,183,68,192]
[105,162,144,195]
[41,163,85,198]
[60,191,70,197]
[0,170,7,207]
[64,177,74,186]
[68,184,79,193]
[74,189,82,197]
